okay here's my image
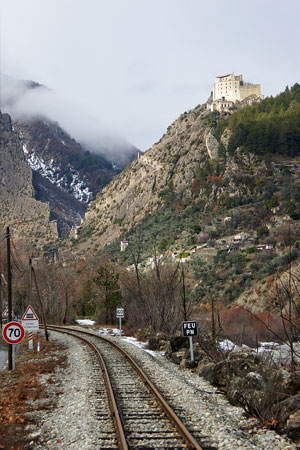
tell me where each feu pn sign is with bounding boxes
[182,321,198,337]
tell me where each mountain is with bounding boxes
[0,111,58,245]
[67,83,300,312]
[0,74,139,235]
[13,118,118,235]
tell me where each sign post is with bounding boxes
[2,321,25,369]
[116,308,124,337]
[181,321,198,362]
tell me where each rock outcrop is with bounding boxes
[0,74,139,236]
[71,101,267,255]
[72,104,213,251]
[0,111,58,245]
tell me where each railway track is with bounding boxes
[46,325,217,450]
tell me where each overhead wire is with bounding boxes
[10,249,27,274]
[10,239,28,274]
[0,234,8,244]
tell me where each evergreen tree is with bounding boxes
[216,83,300,157]
[93,261,122,324]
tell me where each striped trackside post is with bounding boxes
[28,332,33,351]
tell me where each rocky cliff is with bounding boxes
[0,74,139,236]
[70,102,266,253]
[0,111,58,245]
[71,103,208,250]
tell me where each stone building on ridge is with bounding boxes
[207,73,263,113]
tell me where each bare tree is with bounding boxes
[34,261,77,324]
[121,257,183,334]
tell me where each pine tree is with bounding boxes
[93,262,122,325]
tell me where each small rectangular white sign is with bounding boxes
[22,320,39,331]
[116,308,124,318]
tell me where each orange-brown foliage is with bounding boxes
[220,307,289,345]
[207,175,222,183]
[0,337,66,448]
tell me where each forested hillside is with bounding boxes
[216,83,300,157]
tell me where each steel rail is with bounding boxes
[46,325,203,450]
[45,326,128,450]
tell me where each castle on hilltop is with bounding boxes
[207,73,263,113]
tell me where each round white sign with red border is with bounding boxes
[2,321,25,344]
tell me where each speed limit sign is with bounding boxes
[2,321,25,344]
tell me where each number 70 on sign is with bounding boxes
[2,322,25,344]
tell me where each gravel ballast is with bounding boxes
[27,329,298,450]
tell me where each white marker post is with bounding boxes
[28,331,33,351]
[116,308,124,337]
[181,321,198,362]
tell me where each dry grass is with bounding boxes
[0,334,67,449]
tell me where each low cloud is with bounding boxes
[0,73,138,162]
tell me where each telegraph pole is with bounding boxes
[6,226,13,370]
[0,275,2,329]
[32,265,49,341]
[211,298,216,343]
[182,264,187,321]
[29,257,32,305]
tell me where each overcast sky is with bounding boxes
[1,0,300,152]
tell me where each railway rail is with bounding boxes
[45,325,217,450]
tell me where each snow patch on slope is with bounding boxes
[23,149,93,203]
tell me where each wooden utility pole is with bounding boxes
[29,257,32,305]
[0,275,2,329]
[211,298,216,343]
[0,274,8,329]
[31,263,49,341]
[6,226,13,370]
[181,264,187,321]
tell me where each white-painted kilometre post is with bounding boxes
[28,331,33,351]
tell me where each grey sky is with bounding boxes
[1,0,299,152]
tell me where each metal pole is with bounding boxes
[189,336,194,362]
[12,345,15,370]
[119,317,122,337]
[6,226,13,370]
